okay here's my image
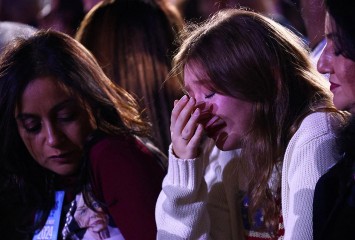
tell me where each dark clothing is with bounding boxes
[0,134,165,239]
[88,134,166,239]
[313,156,355,240]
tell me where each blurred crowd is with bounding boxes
[0,0,318,44]
[2,0,355,239]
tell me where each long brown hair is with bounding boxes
[76,0,184,152]
[172,9,343,232]
[0,30,150,233]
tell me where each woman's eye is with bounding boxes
[205,92,215,99]
[57,112,76,122]
[23,120,41,133]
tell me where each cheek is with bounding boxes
[70,116,96,145]
[19,132,42,162]
[339,67,355,98]
[343,68,355,86]
[74,212,87,225]
[228,115,251,136]
[221,102,253,133]
[337,59,355,84]
[66,124,93,147]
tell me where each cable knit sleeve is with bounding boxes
[155,145,210,240]
[281,112,339,240]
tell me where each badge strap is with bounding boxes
[33,191,65,240]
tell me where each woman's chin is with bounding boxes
[215,133,241,151]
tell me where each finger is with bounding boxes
[174,97,196,135]
[188,123,204,148]
[205,115,221,129]
[181,107,200,140]
[170,95,189,132]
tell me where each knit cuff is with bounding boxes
[165,144,204,190]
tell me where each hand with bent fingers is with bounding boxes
[170,95,211,159]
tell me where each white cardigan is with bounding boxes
[155,112,339,240]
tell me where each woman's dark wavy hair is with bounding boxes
[0,30,150,235]
[337,115,355,161]
[171,8,343,234]
[325,0,355,61]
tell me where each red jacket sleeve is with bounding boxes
[89,135,165,240]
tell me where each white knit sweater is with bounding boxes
[155,112,339,240]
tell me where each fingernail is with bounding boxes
[189,97,195,104]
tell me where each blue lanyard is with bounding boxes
[33,191,65,240]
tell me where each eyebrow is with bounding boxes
[16,98,77,120]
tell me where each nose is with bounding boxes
[193,94,205,104]
[317,46,333,75]
[45,123,64,147]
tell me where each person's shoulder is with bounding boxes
[89,134,166,169]
[88,134,166,185]
[287,112,339,150]
[297,112,336,137]
[90,134,144,155]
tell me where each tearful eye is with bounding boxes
[22,119,41,133]
[25,125,41,133]
[205,92,215,99]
